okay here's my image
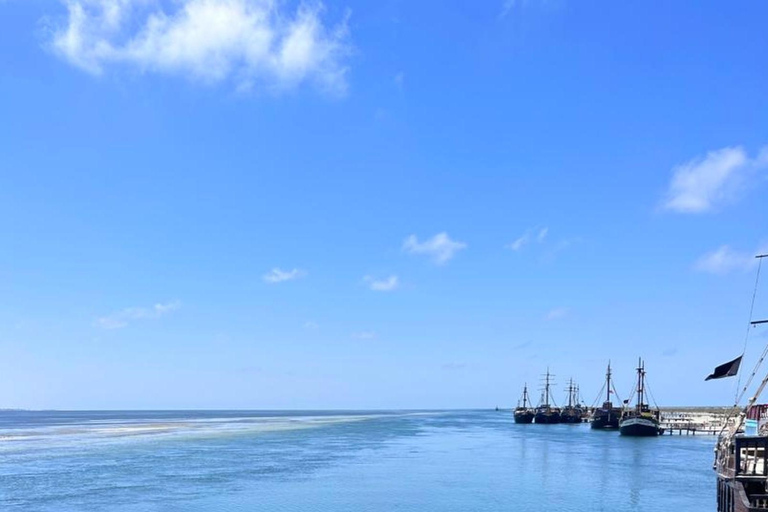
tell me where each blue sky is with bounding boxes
[1,0,767,409]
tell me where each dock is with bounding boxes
[659,409,735,436]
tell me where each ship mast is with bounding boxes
[636,358,645,414]
[523,384,529,408]
[606,361,612,403]
[567,378,574,408]
[545,369,552,408]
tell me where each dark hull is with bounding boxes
[514,410,534,424]
[591,410,620,429]
[535,411,561,424]
[619,416,661,436]
[716,435,768,511]
[560,413,582,424]
[717,477,759,512]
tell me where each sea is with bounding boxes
[0,410,714,511]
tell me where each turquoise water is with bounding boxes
[0,410,714,511]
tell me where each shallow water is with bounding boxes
[0,410,714,511]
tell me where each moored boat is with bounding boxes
[560,378,583,424]
[513,384,535,424]
[534,369,561,424]
[619,359,662,436]
[591,362,622,429]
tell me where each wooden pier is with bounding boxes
[661,422,722,435]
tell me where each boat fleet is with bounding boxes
[513,358,663,436]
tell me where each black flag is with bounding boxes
[705,355,743,381]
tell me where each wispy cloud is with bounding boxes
[351,331,376,340]
[500,0,541,19]
[47,0,351,94]
[507,226,548,251]
[263,267,306,283]
[694,245,766,275]
[499,0,521,18]
[394,71,404,90]
[545,307,568,321]
[304,321,319,330]
[96,300,180,329]
[508,233,530,251]
[661,146,768,213]
[364,275,399,292]
[403,232,467,264]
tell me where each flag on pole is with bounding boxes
[705,355,743,381]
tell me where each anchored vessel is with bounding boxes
[591,362,622,429]
[715,253,768,512]
[619,359,662,436]
[560,378,583,424]
[535,369,561,424]
[514,384,535,424]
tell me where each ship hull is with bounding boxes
[560,413,582,424]
[513,410,534,424]
[591,410,620,429]
[619,416,661,436]
[534,412,561,424]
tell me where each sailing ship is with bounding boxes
[714,253,768,512]
[560,378,583,424]
[534,369,561,424]
[618,358,662,436]
[591,362,622,429]
[513,384,535,424]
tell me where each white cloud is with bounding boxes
[352,331,375,340]
[263,267,306,283]
[545,307,568,321]
[364,275,399,292]
[694,245,766,275]
[506,226,548,251]
[96,300,180,329]
[661,146,768,213]
[500,0,516,18]
[403,232,467,264]
[48,0,351,94]
[394,71,404,90]
[507,232,529,251]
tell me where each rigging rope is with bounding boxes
[717,256,765,440]
[611,382,622,404]
[645,378,660,410]
[591,383,605,409]
[734,257,765,406]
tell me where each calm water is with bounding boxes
[0,410,714,511]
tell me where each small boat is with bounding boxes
[560,378,583,424]
[534,369,561,424]
[591,361,622,429]
[514,384,535,424]
[619,358,662,436]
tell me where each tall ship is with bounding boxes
[560,378,584,424]
[618,358,662,436]
[714,253,768,512]
[534,369,561,424]
[513,384,535,424]
[591,362,622,429]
